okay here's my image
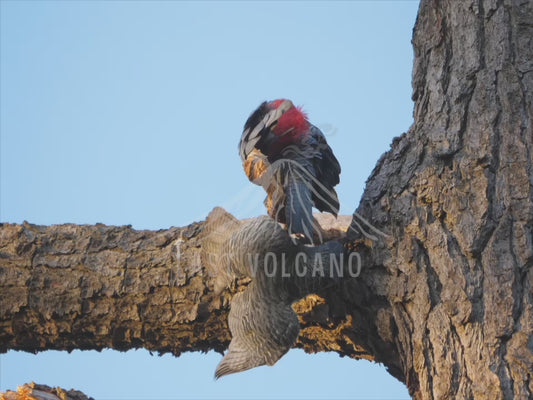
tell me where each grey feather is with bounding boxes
[202,208,347,378]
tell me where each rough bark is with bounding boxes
[0,216,355,358]
[0,0,532,399]
[350,0,533,398]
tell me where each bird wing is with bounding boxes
[308,125,341,215]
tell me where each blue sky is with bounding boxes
[1,1,418,398]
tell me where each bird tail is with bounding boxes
[215,348,265,379]
[268,157,321,244]
[214,287,299,379]
[285,175,315,242]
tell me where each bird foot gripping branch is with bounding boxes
[200,99,352,378]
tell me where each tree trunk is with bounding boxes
[1,0,532,399]
[351,0,532,398]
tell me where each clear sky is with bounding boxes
[1,0,419,398]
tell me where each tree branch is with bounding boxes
[1,215,387,371]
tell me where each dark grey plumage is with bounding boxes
[201,207,346,378]
[214,281,300,378]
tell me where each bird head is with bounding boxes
[239,99,310,161]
